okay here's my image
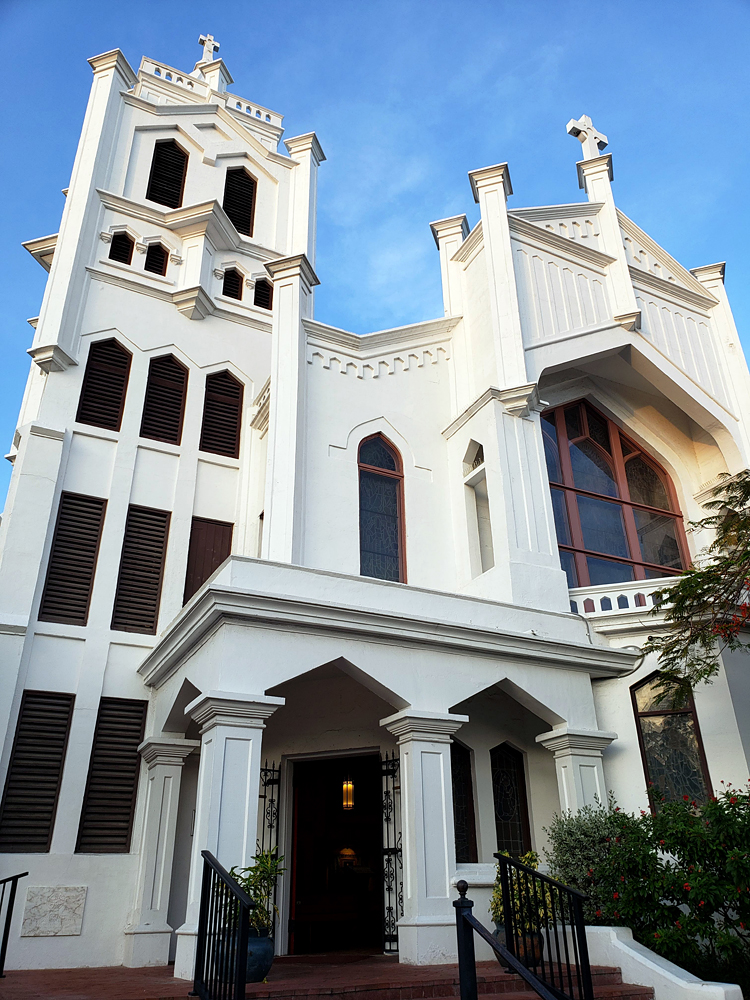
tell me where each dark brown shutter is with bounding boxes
[144,243,168,275]
[111,505,171,634]
[76,338,132,430]
[199,371,244,458]
[39,493,107,625]
[0,691,74,853]
[253,278,273,310]
[222,168,256,236]
[222,268,243,300]
[139,355,188,444]
[109,232,134,265]
[76,697,147,854]
[183,517,233,603]
[146,139,188,209]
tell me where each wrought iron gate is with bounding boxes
[381,751,403,953]
[258,760,281,931]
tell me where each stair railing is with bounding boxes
[454,855,593,1000]
[0,871,28,977]
[192,850,255,1000]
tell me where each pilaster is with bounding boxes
[123,738,199,967]
[536,727,617,812]
[284,133,326,266]
[381,709,467,965]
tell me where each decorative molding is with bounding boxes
[691,262,725,285]
[495,383,548,417]
[304,315,459,356]
[28,423,65,441]
[630,266,717,312]
[380,709,468,743]
[694,470,747,507]
[576,153,613,190]
[430,214,469,248]
[536,727,617,757]
[22,233,58,272]
[27,345,77,373]
[509,216,616,270]
[510,202,604,223]
[451,220,483,264]
[138,737,200,768]
[284,131,326,165]
[619,210,717,303]
[170,254,183,265]
[172,285,215,320]
[468,162,513,201]
[185,691,284,734]
[265,253,319,289]
[135,243,148,254]
[99,231,112,244]
[250,378,270,434]
[308,344,450,380]
[88,48,137,86]
[213,268,225,280]
[613,310,641,332]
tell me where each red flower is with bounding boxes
[595,910,602,917]
[654,933,661,939]
[659,839,665,845]
[675,920,682,929]
[613,892,620,900]
[684,884,691,891]
[613,911,620,918]
[683,795,689,801]
[731,797,738,804]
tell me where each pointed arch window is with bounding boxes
[542,400,689,587]
[490,742,531,856]
[358,435,405,583]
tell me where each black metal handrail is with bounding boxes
[454,855,593,1000]
[192,851,255,1000]
[0,871,28,977]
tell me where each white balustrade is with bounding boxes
[569,576,674,617]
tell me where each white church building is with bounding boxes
[1,35,749,978]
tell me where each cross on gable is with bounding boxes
[198,33,220,63]
[566,115,608,160]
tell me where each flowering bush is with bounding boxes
[545,784,750,991]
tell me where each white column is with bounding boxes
[536,727,616,812]
[284,133,326,267]
[381,709,467,965]
[123,737,199,967]
[173,692,284,981]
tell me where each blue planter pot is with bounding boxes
[246,929,274,983]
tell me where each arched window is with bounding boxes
[631,674,711,808]
[222,268,243,300]
[542,400,688,587]
[76,338,132,431]
[146,139,188,209]
[490,742,531,856]
[144,243,168,276]
[358,435,405,582]
[253,278,273,310]
[223,167,256,236]
[451,738,478,863]
[109,231,134,265]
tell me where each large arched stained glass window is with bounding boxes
[358,435,405,582]
[542,400,689,587]
[631,674,711,809]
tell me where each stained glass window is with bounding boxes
[542,400,688,587]
[358,435,405,582]
[451,739,478,863]
[490,743,531,856]
[632,674,710,809]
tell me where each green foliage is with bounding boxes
[544,787,750,992]
[230,848,285,933]
[644,470,750,698]
[490,850,554,931]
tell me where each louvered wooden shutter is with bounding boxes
[253,278,273,310]
[144,243,168,275]
[222,168,256,236]
[222,268,243,300]
[183,517,233,603]
[76,697,147,854]
[76,338,132,430]
[199,371,244,458]
[0,691,74,853]
[109,231,134,265]
[39,493,107,625]
[139,355,188,444]
[146,139,188,209]
[111,505,171,634]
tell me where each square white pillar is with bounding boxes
[381,709,467,965]
[536,727,616,812]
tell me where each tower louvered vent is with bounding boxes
[253,278,273,310]
[111,505,171,634]
[144,243,168,275]
[140,355,188,444]
[109,231,134,265]
[222,168,256,236]
[76,338,132,430]
[222,268,243,300]
[199,371,244,458]
[184,517,233,603]
[146,139,188,209]
[76,697,147,854]
[39,493,107,625]
[0,691,75,853]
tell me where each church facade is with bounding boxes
[1,37,749,977]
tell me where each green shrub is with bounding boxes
[544,784,750,995]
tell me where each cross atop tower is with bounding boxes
[198,33,220,63]
[566,114,608,160]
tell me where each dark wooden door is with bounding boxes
[289,754,383,953]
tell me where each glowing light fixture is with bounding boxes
[342,777,354,810]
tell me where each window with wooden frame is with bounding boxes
[490,742,532,856]
[199,371,244,458]
[542,400,689,588]
[0,690,75,853]
[146,139,188,209]
[222,167,256,236]
[76,697,147,853]
[253,278,273,310]
[183,516,233,603]
[139,354,188,445]
[358,434,405,583]
[38,492,107,625]
[222,268,243,300]
[110,505,171,634]
[144,242,168,276]
[76,338,132,431]
[451,738,478,863]
[631,674,711,809]
[108,231,134,265]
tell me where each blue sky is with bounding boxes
[1,0,749,503]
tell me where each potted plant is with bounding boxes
[230,848,285,983]
[489,851,549,969]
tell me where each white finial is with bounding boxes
[566,114,608,160]
[198,33,220,63]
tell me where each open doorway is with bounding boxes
[289,753,383,954]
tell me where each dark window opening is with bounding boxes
[109,231,134,265]
[451,739,478,863]
[39,493,107,625]
[223,167,256,236]
[183,517,233,603]
[358,434,405,583]
[76,338,132,431]
[146,139,188,209]
[254,278,273,310]
[111,505,171,634]
[490,742,531,856]
[139,354,188,444]
[144,243,168,276]
[199,371,244,458]
[222,268,243,300]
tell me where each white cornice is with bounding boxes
[89,49,137,86]
[618,211,716,303]
[441,383,547,438]
[185,692,284,734]
[22,233,58,272]
[691,262,725,285]
[303,315,460,356]
[265,253,319,288]
[536,727,617,755]
[630,266,717,312]
[138,737,200,767]
[509,203,604,223]
[284,132,326,164]
[28,345,77,373]
[451,221,483,264]
[509,216,616,270]
[380,709,468,743]
[468,162,513,201]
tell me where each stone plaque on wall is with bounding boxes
[21,886,87,937]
